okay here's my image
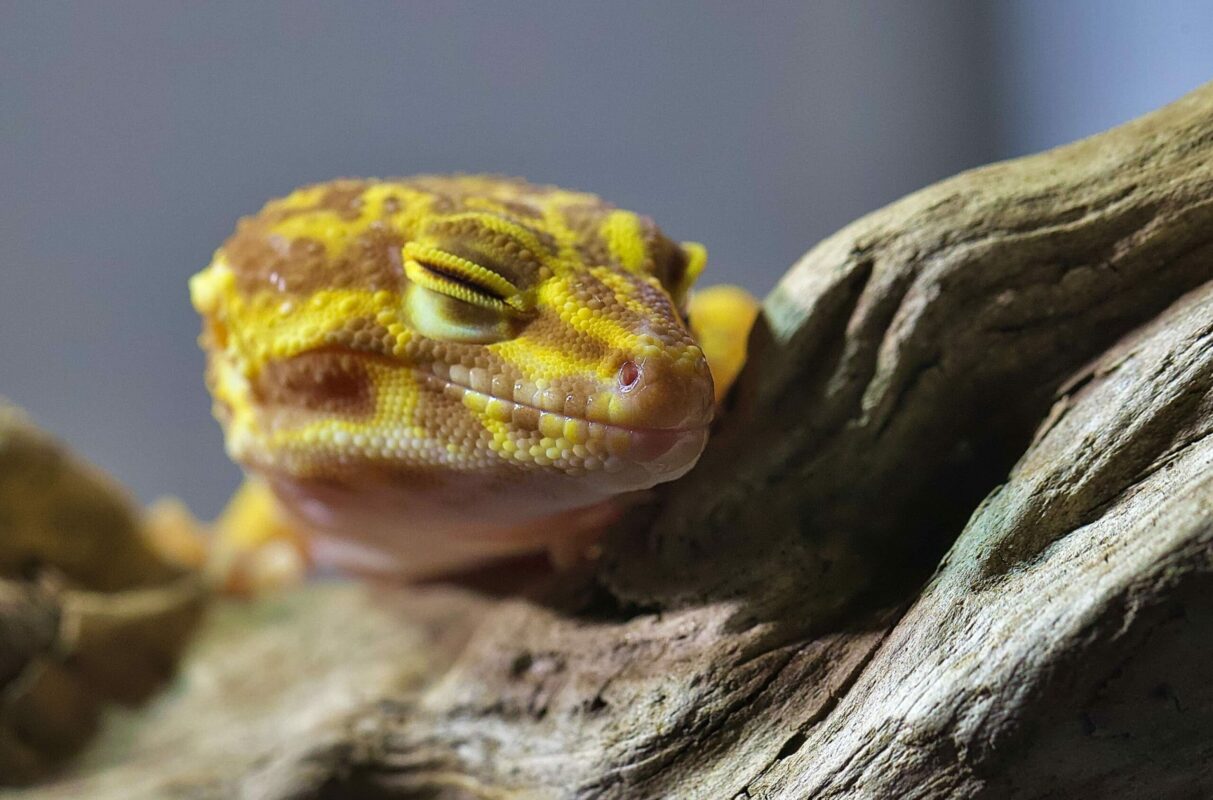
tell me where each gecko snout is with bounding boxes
[605,347,714,432]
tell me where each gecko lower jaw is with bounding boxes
[239,358,712,575]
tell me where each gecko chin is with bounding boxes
[257,419,710,578]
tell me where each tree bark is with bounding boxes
[9,84,1213,799]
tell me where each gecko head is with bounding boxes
[191,177,715,536]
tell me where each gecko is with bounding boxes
[190,176,757,583]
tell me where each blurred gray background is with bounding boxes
[2,1,1211,517]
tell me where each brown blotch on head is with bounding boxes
[225,222,404,296]
[645,229,691,303]
[334,225,406,292]
[253,351,376,417]
[318,180,371,220]
[559,201,617,267]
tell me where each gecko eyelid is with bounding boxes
[403,243,531,313]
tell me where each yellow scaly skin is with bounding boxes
[191,176,756,580]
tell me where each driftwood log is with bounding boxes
[8,84,1213,798]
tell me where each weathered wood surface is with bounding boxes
[7,84,1213,798]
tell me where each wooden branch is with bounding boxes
[9,83,1213,798]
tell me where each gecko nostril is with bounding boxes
[617,360,642,391]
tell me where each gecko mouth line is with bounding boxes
[425,372,709,437]
[247,346,711,473]
[420,372,710,466]
[294,347,711,439]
